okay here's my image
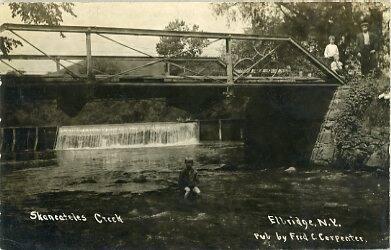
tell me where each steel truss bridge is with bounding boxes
[0,23,344,88]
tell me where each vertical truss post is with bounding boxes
[86,31,92,78]
[0,128,3,152]
[34,127,39,151]
[225,38,234,84]
[218,119,223,141]
[197,120,201,141]
[26,129,30,149]
[54,126,60,150]
[12,128,16,152]
[165,62,171,76]
[55,57,61,72]
[18,88,23,104]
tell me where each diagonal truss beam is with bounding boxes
[100,38,223,82]
[61,58,106,74]
[96,33,154,58]
[234,43,284,83]
[0,59,23,75]
[9,30,81,80]
[168,61,226,84]
[289,38,344,84]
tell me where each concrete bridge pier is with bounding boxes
[310,85,351,166]
[244,86,336,167]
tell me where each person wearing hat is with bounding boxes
[356,21,379,76]
[178,157,200,199]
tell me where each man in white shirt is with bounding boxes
[356,21,379,76]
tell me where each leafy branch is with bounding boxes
[1,3,77,56]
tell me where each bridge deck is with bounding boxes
[1,74,338,87]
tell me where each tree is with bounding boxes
[213,2,388,47]
[156,19,208,57]
[1,3,77,56]
[212,2,389,70]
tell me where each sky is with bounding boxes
[0,3,247,74]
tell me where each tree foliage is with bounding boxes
[1,3,77,56]
[212,2,390,71]
[156,19,208,57]
[8,3,76,26]
[0,37,23,56]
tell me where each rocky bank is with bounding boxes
[311,76,389,170]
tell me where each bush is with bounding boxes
[334,75,389,168]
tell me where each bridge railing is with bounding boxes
[0,23,344,85]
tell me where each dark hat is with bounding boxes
[185,157,194,164]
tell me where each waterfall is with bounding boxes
[55,122,199,150]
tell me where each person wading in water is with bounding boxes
[178,157,201,199]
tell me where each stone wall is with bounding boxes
[361,126,390,169]
[310,85,350,166]
[311,84,390,169]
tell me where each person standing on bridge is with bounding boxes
[324,35,339,67]
[356,21,379,76]
[331,54,343,75]
[178,157,201,199]
[338,34,348,66]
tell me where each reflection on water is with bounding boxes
[0,142,389,249]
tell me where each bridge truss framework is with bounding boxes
[0,23,344,87]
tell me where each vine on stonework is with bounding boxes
[333,76,377,167]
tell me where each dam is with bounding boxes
[55,122,199,150]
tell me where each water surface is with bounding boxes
[1,142,389,249]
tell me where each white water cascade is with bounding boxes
[55,122,199,150]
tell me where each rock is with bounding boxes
[323,121,335,129]
[133,175,147,183]
[382,143,390,154]
[332,100,347,110]
[324,202,348,208]
[128,209,139,216]
[319,130,333,144]
[150,211,171,218]
[365,149,386,169]
[79,177,97,184]
[375,168,387,177]
[187,213,207,221]
[327,109,340,120]
[371,128,382,137]
[218,163,237,171]
[284,167,297,173]
[122,172,132,177]
[314,145,336,164]
[114,179,128,184]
